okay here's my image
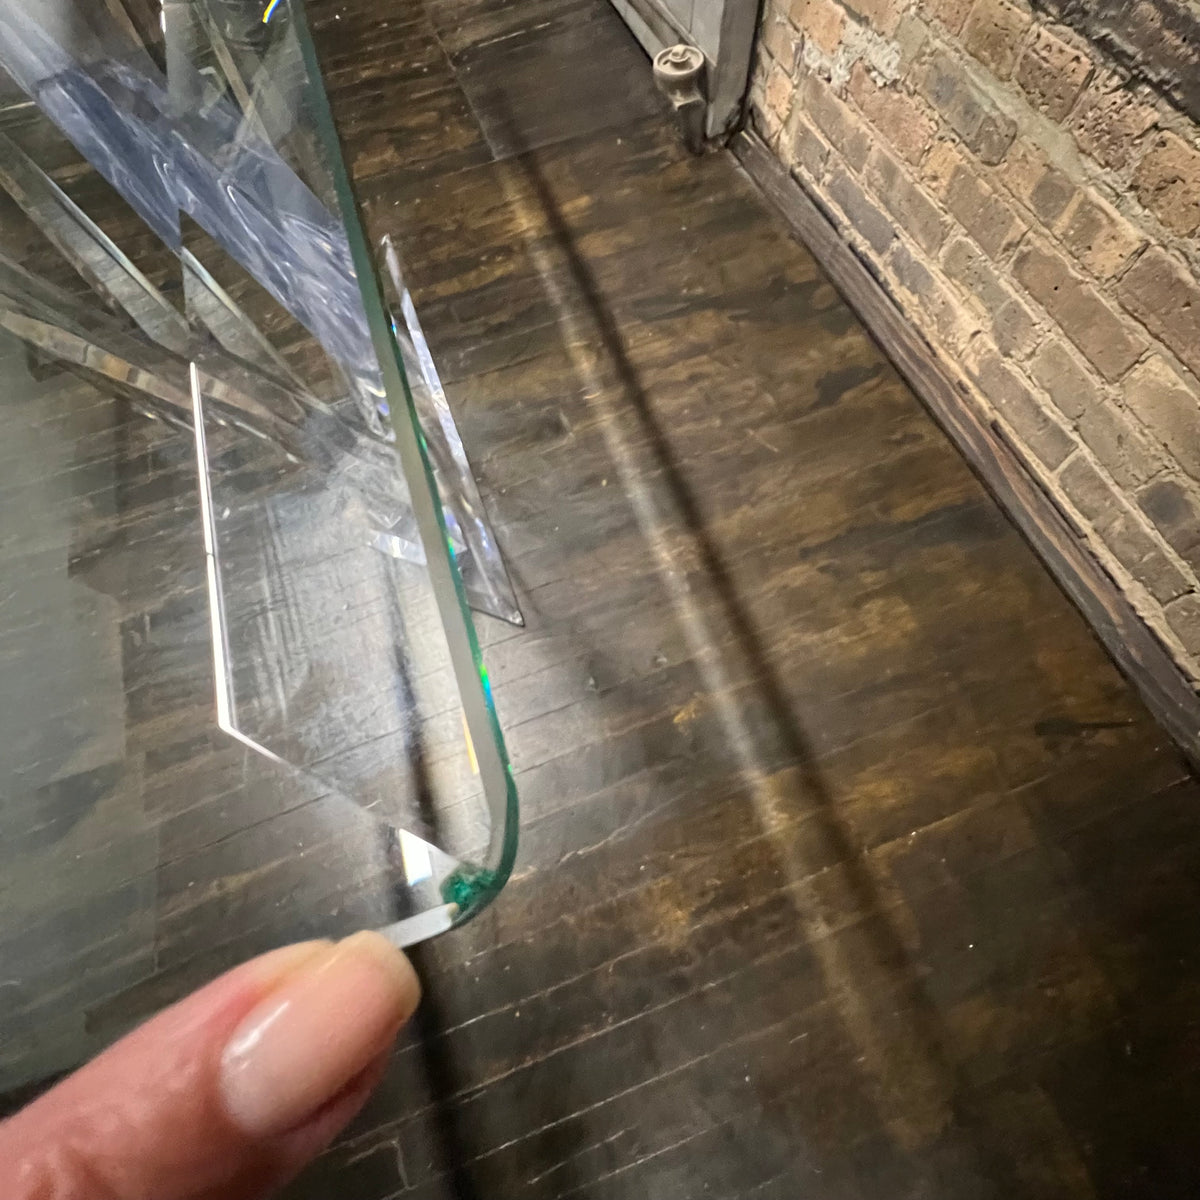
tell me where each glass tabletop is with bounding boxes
[0,0,518,1092]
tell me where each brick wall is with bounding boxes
[747,0,1200,682]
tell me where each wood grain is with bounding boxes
[3,0,1200,1197]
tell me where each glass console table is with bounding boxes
[0,0,518,1092]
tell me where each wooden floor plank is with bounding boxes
[3,0,1200,1195]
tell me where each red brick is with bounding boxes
[765,62,794,125]
[1133,131,1200,237]
[1058,454,1121,526]
[1124,356,1200,481]
[990,299,1040,360]
[944,165,1027,259]
[801,73,870,171]
[790,112,830,180]
[1165,594,1200,654]
[791,0,846,53]
[1059,459,1190,603]
[762,13,800,67]
[921,139,968,197]
[929,276,987,350]
[844,0,903,35]
[1100,513,1190,604]
[1117,248,1200,380]
[845,61,874,104]
[1001,140,1076,225]
[1069,74,1158,171]
[1077,402,1161,490]
[972,353,1075,469]
[827,166,896,254]
[1029,339,1100,421]
[922,0,974,35]
[1014,237,1147,380]
[1055,191,1144,279]
[943,236,1006,309]
[894,12,930,70]
[1139,476,1200,570]
[938,304,989,353]
[848,65,936,166]
[887,240,937,303]
[942,237,1038,357]
[864,146,945,254]
[1014,25,1093,120]
[963,0,1034,80]
[974,115,1019,166]
[918,53,1017,164]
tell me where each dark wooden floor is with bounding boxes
[5,0,1200,1194]
[289,0,1200,1194]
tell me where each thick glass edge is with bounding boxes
[287,0,519,927]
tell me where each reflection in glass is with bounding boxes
[0,0,520,1056]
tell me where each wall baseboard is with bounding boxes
[732,128,1200,770]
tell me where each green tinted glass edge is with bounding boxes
[289,0,519,925]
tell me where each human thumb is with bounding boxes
[0,932,420,1200]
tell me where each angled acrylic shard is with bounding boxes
[380,234,523,627]
[0,0,521,620]
[0,0,521,955]
[0,129,191,352]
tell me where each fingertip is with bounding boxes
[219,932,420,1137]
[245,939,335,988]
[337,931,421,1020]
[0,936,408,1200]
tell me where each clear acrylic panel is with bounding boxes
[0,0,519,1090]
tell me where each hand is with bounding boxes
[0,932,421,1200]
